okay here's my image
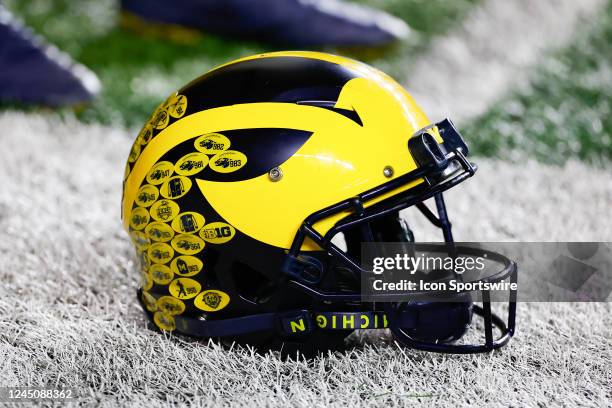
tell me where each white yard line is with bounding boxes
[406,0,607,122]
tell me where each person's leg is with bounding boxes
[0,6,101,107]
[120,0,409,48]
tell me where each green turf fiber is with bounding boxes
[463,1,612,164]
[4,0,478,127]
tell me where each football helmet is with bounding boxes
[122,51,517,355]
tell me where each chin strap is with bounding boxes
[138,290,418,338]
[173,310,403,338]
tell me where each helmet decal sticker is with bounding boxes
[141,291,157,312]
[153,311,175,331]
[128,142,141,163]
[160,176,192,200]
[150,200,180,222]
[175,152,208,176]
[195,133,231,154]
[171,212,205,234]
[138,251,151,272]
[130,230,151,251]
[169,278,201,300]
[141,272,153,291]
[150,264,174,285]
[148,242,174,264]
[199,222,235,244]
[171,234,205,255]
[129,207,150,230]
[145,221,175,242]
[135,184,159,207]
[156,296,186,316]
[164,94,188,119]
[137,124,153,145]
[209,150,247,173]
[194,290,230,312]
[170,256,203,277]
[152,108,170,130]
[146,161,175,185]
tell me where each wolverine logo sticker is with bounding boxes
[194,290,230,312]
[171,234,205,255]
[148,242,174,264]
[160,176,192,200]
[210,150,247,173]
[150,199,180,222]
[195,133,230,154]
[175,152,208,176]
[145,221,175,242]
[169,278,201,300]
[156,296,185,315]
[150,264,174,285]
[146,161,174,185]
[135,184,159,207]
[199,222,235,244]
[171,212,205,234]
[130,207,150,230]
[170,255,203,277]
[164,94,188,119]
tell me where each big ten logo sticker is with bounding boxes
[194,290,230,312]
[128,142,141,163]
[150,264,174,285]
[137,123,153,145]
[160,176,192,200]
[141,271,153,291]
[175,152,208,176]
[169,278,201,300]
[164,94,188,119]
[171,256,203,277]
[209,151,247,173]
[194,133,230,154]
[129,207,150,230]
[152,108,170,130]
[171,212,205,234]
[199,222,235,244]
[145,221,175,242]
[141,291,157,312]
[146,161,174,185]
[130,230,150,251]
[135,184,159,207]
[148,242,174,264]
[153,311,175,331]
[156,296,185,315]
[171,234,205,255]
[150,199,180,222]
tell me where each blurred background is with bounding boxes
[2,0,610,164]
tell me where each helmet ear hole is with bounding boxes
[232,262,277,305]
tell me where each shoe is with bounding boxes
[120,0,409,47]
[0,6,101,107]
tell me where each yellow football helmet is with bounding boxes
[122,51,517,355]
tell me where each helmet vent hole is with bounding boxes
[232,262,277,305]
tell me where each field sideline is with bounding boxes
[0,0,611,406]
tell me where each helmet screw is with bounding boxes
[268,167,283,181]
[383,166,394,178]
